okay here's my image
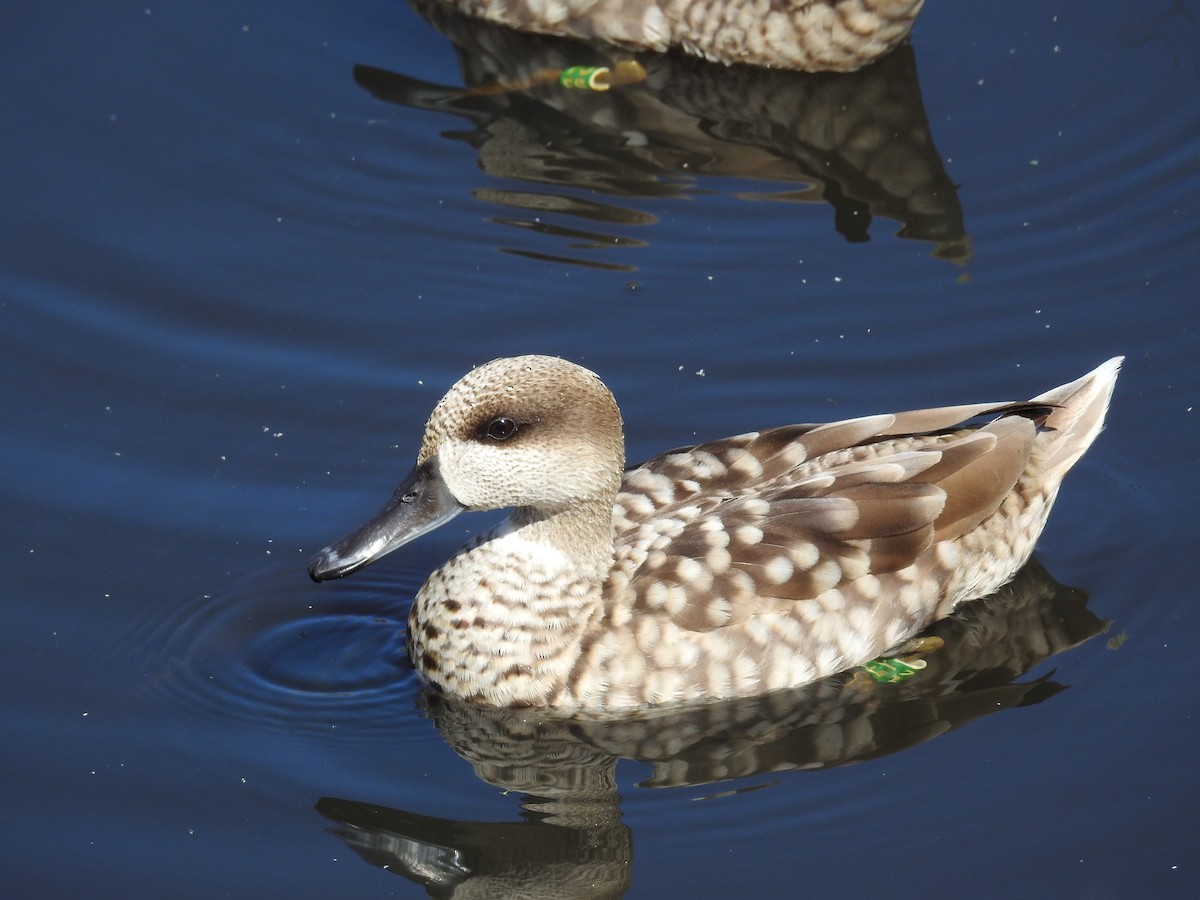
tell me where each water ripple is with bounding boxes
[125,562,429,742]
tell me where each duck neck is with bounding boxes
[409,496,615,706]
[510,496,616,584]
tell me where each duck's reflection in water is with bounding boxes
[316,558,1105,896]
[353,1,970,269]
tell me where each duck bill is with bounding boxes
[308,459,463,581]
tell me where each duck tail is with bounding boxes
[1032,356,1123,483]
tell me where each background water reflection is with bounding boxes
[2,1,1198,896]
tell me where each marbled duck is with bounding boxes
[435,0,927,72]
[310,355,1121,712]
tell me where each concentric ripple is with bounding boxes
[121,559,430,742]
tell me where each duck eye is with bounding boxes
[485,416,518,441]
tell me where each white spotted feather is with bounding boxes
[436,0,927,72]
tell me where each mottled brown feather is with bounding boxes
[929,418,1036,542]
[827,482,945,539]
[434,0,927,72]
[619,404,1050,636]
[850,528,937,572]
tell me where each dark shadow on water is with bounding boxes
[353,0,970,270]
[316,557,1105,895]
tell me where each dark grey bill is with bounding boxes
[308,459,463,581]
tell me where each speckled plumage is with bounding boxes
[310,355,1121,712]
[440,0,926,72]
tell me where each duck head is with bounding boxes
[308,355,624,581]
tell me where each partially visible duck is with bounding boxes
[310,355,1121,712]
[434,0,927,72]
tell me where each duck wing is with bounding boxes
[611,401,1050,632]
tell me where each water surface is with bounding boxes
[2,1,1198,895]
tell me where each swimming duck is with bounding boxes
[309,355,1121,712]
[432,0,927,72]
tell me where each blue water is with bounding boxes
[3,1,1198,896]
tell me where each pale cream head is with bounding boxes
[417,355,626,512]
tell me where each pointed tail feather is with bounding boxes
[1032,357,1122,482]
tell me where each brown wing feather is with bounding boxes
[926,418,1035,542]
[616,401,1045,633]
